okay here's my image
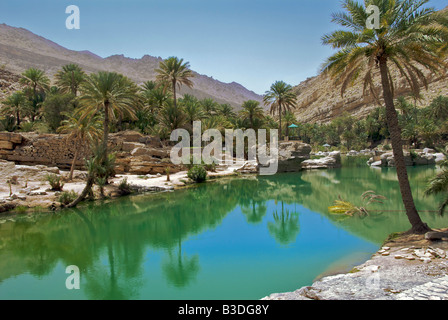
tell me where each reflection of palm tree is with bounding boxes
[241,200,267,224]
[162,209,200,288]
[162,243,200,288]
[83,206,141,300]
[268,202,300,245]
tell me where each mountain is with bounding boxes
[0,23,262,109]
[292,7,448,124]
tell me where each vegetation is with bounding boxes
[329,191,387,216]
[187,165,208,183]
[321,0,448,233]
[425,151,448,216]
[263,80,297,140]
[59,190,79,206]
[45,174,65,191]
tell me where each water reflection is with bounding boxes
[0,165,447,299]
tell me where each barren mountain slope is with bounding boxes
[0,24,262,109]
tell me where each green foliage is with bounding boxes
[118,177,133,195]
[0,115,16,132]
[187,165,208,183]
[328,191,387,217]
[42,92,75,132]
[59,191,78,205]
[45,174,65,191]
[19,122,35,132]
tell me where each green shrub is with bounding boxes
[187,165,207,183]
[14,205,29,214]
[45,174,64,191]
[20,122,35,132]
[118,177,132,195]
[0,115,16,132]
[383,144,392,151]
[59,191,78,205]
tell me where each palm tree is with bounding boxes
[425,155,448,216]
[55,64,86,96]
[263,81,297,140]
[321,0,448,233]
[239,100,265,129]
[2,91,26,127]
[20,68,50,122]
[428,95,448,122]
[200,98,219,117]
[179,94,205,128]
[57,112,102,181]
[218,103,236,120]
[157,99,187,132]
[155,57,194,109]
[79,71,141,165]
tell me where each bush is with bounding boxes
[20,122,35,132]
[0,115,16,132]
[118,177,132,195]
[187,165,207,183]
[59,191,78,205]
[45,174,64,191]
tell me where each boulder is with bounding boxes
[276,141,312,172]
[301,151,341,170]
[434,153,446,164]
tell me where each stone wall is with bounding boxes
[0,131,182,175]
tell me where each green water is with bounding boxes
[0,163,447,300]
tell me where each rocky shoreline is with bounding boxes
[262,230,448,300]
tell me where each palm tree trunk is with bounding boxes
[172,80,177,109]
[69,147,79,181]
[16,110,20,127]
[378,58,430,234]
[67,176,94,208]
[279,104,283,140]
[103,101,110,162]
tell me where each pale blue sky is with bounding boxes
[0,0,446,94]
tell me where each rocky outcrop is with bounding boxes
[277,141,312,172]
[0,131,183,175]
[301,151,342,170]
[367,149,445,167]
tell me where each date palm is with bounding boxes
[20,68,50,122]
[425,154,448,216]
[2,91,26,127]
[179,94,205,128]
[55,64,86,96]
[240,100,265,129]
[321,0,448,233]
[263,81,297,140]
[79,71,141,165]
[58,112,102,181]
[218,103,236,120]
[155,57,194,109]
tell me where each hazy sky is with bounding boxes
[0,0,446,94]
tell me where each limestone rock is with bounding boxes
[276,141,312,172]
[301,151,341,170]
